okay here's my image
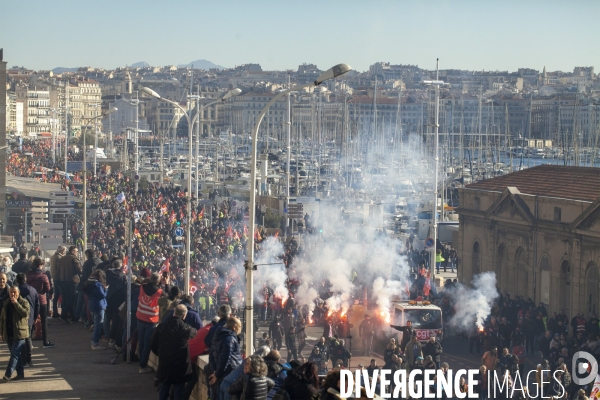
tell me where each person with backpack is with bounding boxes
[264,350,291,400]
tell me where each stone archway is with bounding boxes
[515,247,528,297]
[586,263,599,316]
[472,241,481,276]
[559,260,571,314]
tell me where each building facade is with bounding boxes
[456,165,600,318]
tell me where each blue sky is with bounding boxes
[1,0,598,73]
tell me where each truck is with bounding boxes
[392,300,443,343]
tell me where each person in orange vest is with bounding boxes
[136,273,164,374]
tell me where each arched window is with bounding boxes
[586,263,599,315]
[515,247,528,297]
[540,256,550,305]
[496,244,507,292]
[472,241,481,276]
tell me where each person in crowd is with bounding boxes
[105,259,127,350]
[263,349,291,400]
[405,335,423,371]
[282,361,320,400]
[209,317,242,397]
[83,269,108,350]
[228,354,274,400]
[136,272,163,374]
[74,249,101,323]
[423,335,443,369]
[219,345,270,400]
[269,316,285,351]
[50,245,66,317]
[285,326,298,363]
[359,314,374,357]
[151,304,197,400]
[15,273,38,367]
[12,250,31,275]
[158,284,179,321]
[56,246,82,323]
[0,286,30,381]
[162,293,202,330]
[26,257,54,348]
[310,368,343,400]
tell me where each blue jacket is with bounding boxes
[215,327,242,379]
[18,283,39,327]
[220,361,246,400]
[162,302,203,330]
[84,279,107,313]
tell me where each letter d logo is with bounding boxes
[572,351,598,385]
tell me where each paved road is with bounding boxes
[0,318,157,400]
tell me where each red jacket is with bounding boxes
[189,324,212,360]
[26,268,51,305]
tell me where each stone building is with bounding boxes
[456,165,600,318]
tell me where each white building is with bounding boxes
[16,85,50,136]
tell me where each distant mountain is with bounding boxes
[52,67,78,73]
[130,61,149,68]
[177,59,224,70]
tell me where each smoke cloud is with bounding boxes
[446,272,499,331]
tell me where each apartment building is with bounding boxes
[16,85,50,136]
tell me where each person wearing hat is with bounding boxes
[405,335,423,371]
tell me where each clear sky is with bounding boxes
[1,0,598,73]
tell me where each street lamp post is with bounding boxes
[244,64,351,354]
[142,87,241,294]
[424,59,448,278]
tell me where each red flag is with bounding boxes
[122,256,129,273]
[243,224,248,238]
[254,228,262,241]
[198,207,204,220]
[225,271,240,293]
[189,280,200,295]
[226,224,233,238]
[160,258,170,273]
[274,230,279,238]
[423,271,431,297]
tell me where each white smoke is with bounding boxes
[254,236,288,304]
[447,272,499,331]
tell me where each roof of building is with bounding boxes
[466,165,600,202]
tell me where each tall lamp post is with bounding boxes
[80,106,118,251]
[142,87,241,294]
[245,63,351,354]
[424,59,448,277]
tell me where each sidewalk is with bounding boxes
[0,318,157,399]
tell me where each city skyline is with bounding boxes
[2,0,599,73]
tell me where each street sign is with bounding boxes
[425,237,435,247]
[31,207,49,213]
[50,208,75,214]
[175,237,184,241]
[41,223,63,230]
[243,212,249,221]
[31,213,49,219]
[174,227,184,237]
[40,237,63,247]
[39,230,63,238]
[50,200,75,206]
[32,201,48,207]
[50,191,75,198]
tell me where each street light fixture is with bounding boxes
[142,86,241,294]
[244,63,351,354]
[423,59,449,279]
